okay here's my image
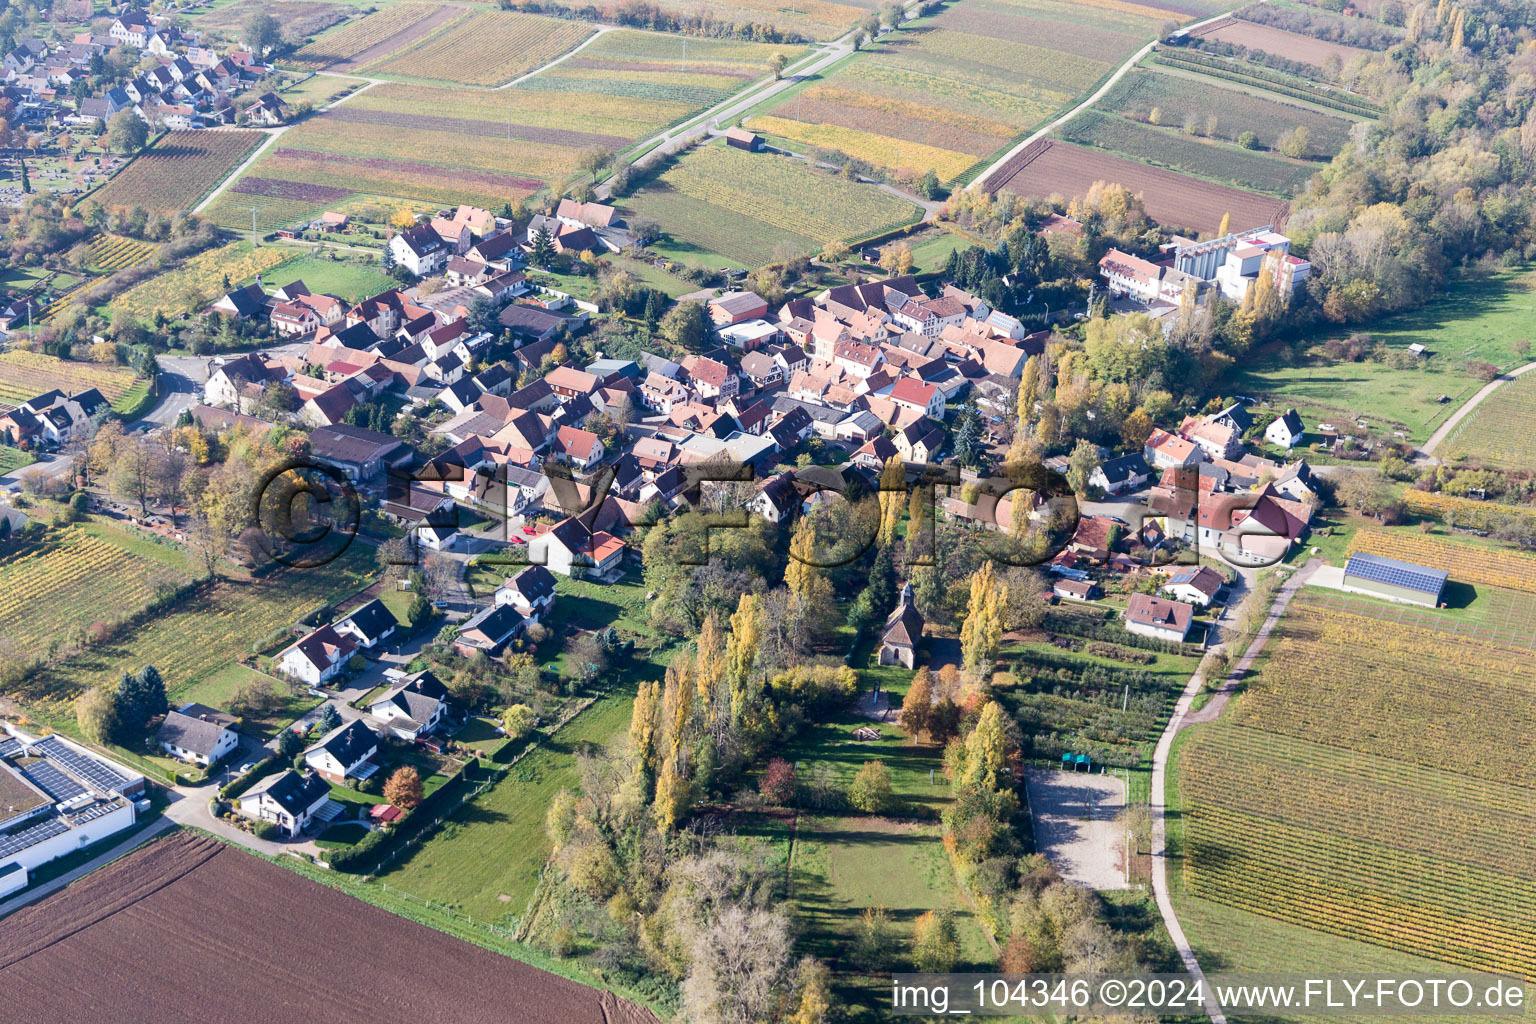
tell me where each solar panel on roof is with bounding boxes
[0,816,68,858]
[21,761,87,802]
[67,801,119,826]
[35,736,130,793]
[0,738,22,760]
[1344,552,1447,594]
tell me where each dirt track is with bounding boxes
[0,833,660,1024]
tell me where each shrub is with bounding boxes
[252,820,279,840]
[759,757,796,805]
[848,760,895,814]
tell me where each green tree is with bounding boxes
[848,759,895,814]
[1278,124,1311,159]
[576,147,613,184]
[503,703,535,740]
[530,226,556,268]
[917,168,941,200]
[244,11,282,54]
[113,665,167,738]
[657,299,711,352]
[106,109,149,154]
[1066,438,1100,496]
[76,684,119,744]
[276,726,304,758]
[952,407,986,467]
[769,52,789,80]
[317,703,341,733]
[1237,130,1260,150]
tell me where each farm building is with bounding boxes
[1340,552,1447,607]
[1053,578,1101,602]
[725,127,765,151]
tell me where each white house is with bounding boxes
[753,471,799,523]
[1160,566,1225,608]
[389,224,450,277]
[368,670,450,740]
[238,770,332,837]
[276,625,356,686]
[1090,454,1151,495]
[304,720,379,784]
[1265,408,1305,449]
[531,517,625,577]
[494,564,557,620]
[333,599,398,650]
[155,705,239,767]
[1124,593,1193,643]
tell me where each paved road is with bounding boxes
[1416,359,1536,461]
[967,6,1244,193]
[1146,558,1316,1024]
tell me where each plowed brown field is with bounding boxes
[990,138,1289,235]
[0,833,660,1024]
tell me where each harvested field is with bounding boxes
[1060,110,1316,194]
[1194,17,1368,68]
[1098,66,1358,152]
[288,3,463,70]
[511,0,876,42]
[765,87,1014,157]
[365,11,594,85]
[194,0,350,41]
[322,106,629,150]
[0,833,661,1024]
[89,130,265,214]
[990,138,1289,236]
[229,176,352,202]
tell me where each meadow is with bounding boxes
[0,350,140,406]
[1181,596,1536,978]
[621,142,921,267]
[109,242,289,322]
[748,0,1173,183]
[209,31,789,231]
[1097,66,1359,153]
[1233,268,1536,440]
[1442,371,1536,468]
[1058,110,1317,195]
[89,131,266,215]
[262,254,397,303]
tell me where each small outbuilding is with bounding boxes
[724,126,765,151]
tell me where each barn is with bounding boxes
[1340,552,1447,607]
[725,126,765,152]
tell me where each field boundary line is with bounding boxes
[493,23,615,90]
[967,5,1245,193]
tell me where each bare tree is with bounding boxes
[683,906,794,1024]
[110,437,156,516]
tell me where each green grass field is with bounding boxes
[0,445,34,473]
[265,254,397,302]
[175,663,323,739]
[1235,267,1536,440]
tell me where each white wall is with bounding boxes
[0,802,137,875]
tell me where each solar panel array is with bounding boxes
[0,738,23,760]
[68,801,120,826]
[0,816,68,858]
[1345,552,1448,595]
[21,761,86,803]
[34,736,130,793]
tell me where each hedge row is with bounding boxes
[1151,49,1382,118]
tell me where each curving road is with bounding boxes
[1416,359,1536,461]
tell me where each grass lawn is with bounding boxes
[455,715,510,757]
[791,813,994,966]
[315,822,371,849]
[1234,267,1536,440]
[175,663,322,740]
[266,254,397,302]
[526,255,694,303]
[0,445,34,473]
[372,677,647,924]
[903,228,971,273]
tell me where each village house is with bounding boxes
[276,625,356,686]
[1161,566,1225,607]
[238,770,332,837]
[494,564,557,621]
[303,720,380,784]
[156,704,239,767]
[1124,593,1193,644]
[1089,453,1151,495]
[453,603,525,657]
[1266,409,1305,449]
[333,599,399,650]
[369,670,451,740]
[389,224,450,276]
[1144,427,1204,470]
[1053,578,1101,602]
